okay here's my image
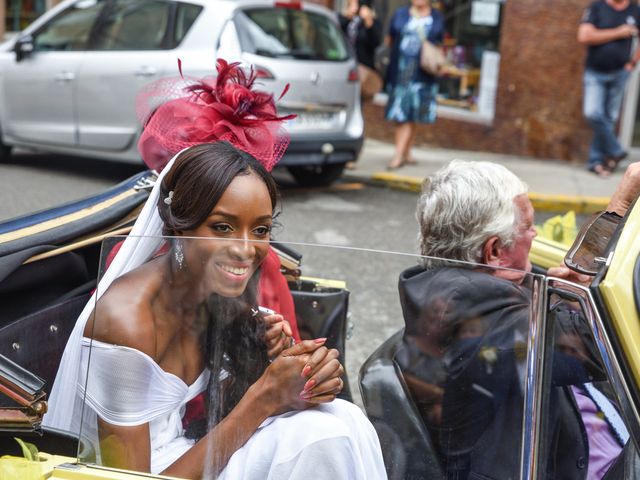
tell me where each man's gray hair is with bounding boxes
[417,160,528,269]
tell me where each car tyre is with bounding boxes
[0,127,12,162]
[287,163,347,187]
[0,143,12,163]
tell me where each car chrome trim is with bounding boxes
[520,274,547,480]
[277,101,348,112]
[548,278,640,450]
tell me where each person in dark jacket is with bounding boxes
[397,159,636,479]
[339,0,382,71]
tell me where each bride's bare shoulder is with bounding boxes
[85,259,166,356]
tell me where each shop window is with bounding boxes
[437,0,502,118]
[6,0,47,33]
[372,0,504,122]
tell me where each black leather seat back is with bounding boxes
[0,294,89,398]
[359,328,445,480]
[291,281,352,401]
[0,251,94,328]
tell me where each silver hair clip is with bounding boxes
[164,191,174,206]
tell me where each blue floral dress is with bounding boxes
[385,9,443,124]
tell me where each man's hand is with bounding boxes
[359,5,375,28]
[617,23,638,39]
[578,23,637,45]
[547,265,592,286]
[607,162,640,216]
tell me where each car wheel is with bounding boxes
[287,163,347,187]
[0,143,12,162]
[0,126,12,162]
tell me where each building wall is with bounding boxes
[364,0,594,162]
[0,2,5,39]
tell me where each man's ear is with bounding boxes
[482,236,503,267]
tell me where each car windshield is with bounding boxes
[234,7,349,61]
[68,235,540,478]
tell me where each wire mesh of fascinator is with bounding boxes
[136,59,295,172]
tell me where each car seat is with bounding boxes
[290,278,352,402]
[359,328,444,480]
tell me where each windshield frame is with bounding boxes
[595,198,640,425]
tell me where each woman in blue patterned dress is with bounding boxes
[384,0,445,170]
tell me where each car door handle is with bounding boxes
[54,71,75,83]
[134,66,157,77]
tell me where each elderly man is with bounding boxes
[397,160,640,480]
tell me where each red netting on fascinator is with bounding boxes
[136,59,294,172]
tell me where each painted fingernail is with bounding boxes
[301,365,312,377]
[314,337,327,344]
[303,378,316,391]
[299,390,312,399]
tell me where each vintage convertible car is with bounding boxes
[0,173,639,479]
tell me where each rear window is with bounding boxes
[234,7,348,61]
[173,2,202,47]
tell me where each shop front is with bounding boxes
[362,0,596,163]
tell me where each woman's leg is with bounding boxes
[402,123,418,165]
[389,122,414,169]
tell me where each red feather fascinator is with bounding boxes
[137,59,294,172]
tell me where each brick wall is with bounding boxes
[364,0,594,162]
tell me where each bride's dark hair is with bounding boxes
[156,141,278,438]
[157,141,278,236]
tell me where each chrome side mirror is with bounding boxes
[564,211,622,276]
[14,35,34,62]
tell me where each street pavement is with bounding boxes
[345,138,629,213]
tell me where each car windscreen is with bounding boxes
[69,235,539,478]
[234,7,349,61]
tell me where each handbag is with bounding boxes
[420,39,446,76]
[374,43,391,78]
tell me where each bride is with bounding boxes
[43,60,386,479]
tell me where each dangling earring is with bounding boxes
[174,239,185,270]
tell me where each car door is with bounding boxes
[2,0,107,146]
[75,0,202,153]
[532,279,640,479]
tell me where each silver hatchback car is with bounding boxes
[0,0,363,186]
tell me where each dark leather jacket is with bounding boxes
[398,265,593,480]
